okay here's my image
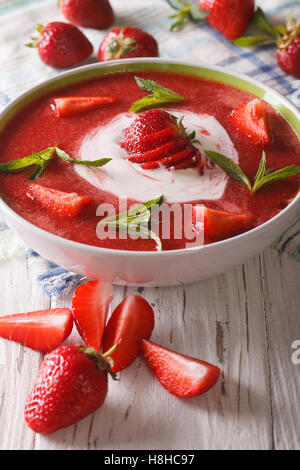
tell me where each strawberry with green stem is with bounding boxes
[120,108,202,170]
[167,0,255,40]
[98,27,158,61]
[234,8,300,78]
[24,344,118,434]
[26,22,93,68]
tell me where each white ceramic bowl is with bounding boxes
[0,58,299,286]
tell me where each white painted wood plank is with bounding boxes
[0,253,50,450]
[0,247,299,450]
[32,261,272,450]
[259,248,300,450]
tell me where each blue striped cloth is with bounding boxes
[0,0,300,296]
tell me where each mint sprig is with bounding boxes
[204,150,252,190]
[252,152,300,193]
[205,150,300,194]
[0,147,111,180]
[0,147,56,180]
[129,77,184,113]
[55,147,111,167]
[98,195,163,250]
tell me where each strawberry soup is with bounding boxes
[0,70,299,252]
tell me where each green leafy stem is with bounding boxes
[129,76,184,113]
[98,195,163,250]
[233,7,289,48]
[205,150,300,194]
[0,147,111,180]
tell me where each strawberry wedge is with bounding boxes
[230,98,271,146]
[102,295,155,372]
[192,205,252,244]
[72,280,113,351]
[141,339,221,398]
[51,96,118,117]
[27,183,91,218]
[0,308,73,353]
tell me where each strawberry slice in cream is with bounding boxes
[76,110,239,203]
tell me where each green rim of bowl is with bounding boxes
[1,61,300,138]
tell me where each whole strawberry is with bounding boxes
[233,9,300,79]
[60,0,114,30]
[168,0,254,39]
[276,19,300,78]
[27,22,93,68]
[24,345,116,434]
[98,26,159,61]
[199,0,254,40]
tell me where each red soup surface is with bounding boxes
[0,71,299,251]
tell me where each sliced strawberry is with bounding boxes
[143,147,201,170]
[102,295,155,372]
[120,127,178,155]
[51,96,117,118]
[160,147,193,167]
[72,280,113,351]
[230,98,271,146]
[121,109,202,171]
[141,339,221,398]
[192,205,253,244]
[0,308,73,353]
[27,183,91,218]
[128,138,187,164]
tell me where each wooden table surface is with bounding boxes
[0,245,299,450]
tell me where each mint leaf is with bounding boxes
[205,149,300,195]
[252,164,300,193]
[0,147,55,179]
[98,195,163,250]
[0,146,111,181]
[129,77,184,113]
[204,150,252,190]
[253,150,266,184]
[55,147,111,167]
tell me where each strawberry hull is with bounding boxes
[0,69,299,253]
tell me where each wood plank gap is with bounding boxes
[259,253,275,450]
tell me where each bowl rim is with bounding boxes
[0,57,299,259]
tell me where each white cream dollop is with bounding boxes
[75,110,238,203]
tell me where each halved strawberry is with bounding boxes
[27,183,91,218]
[102,295,155,372]
[192,205,253,244]
[72,280,113,351]
[141,339,221,398]
[0,308,73,353]
[230,98,271,146]
[51,96,118,118]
